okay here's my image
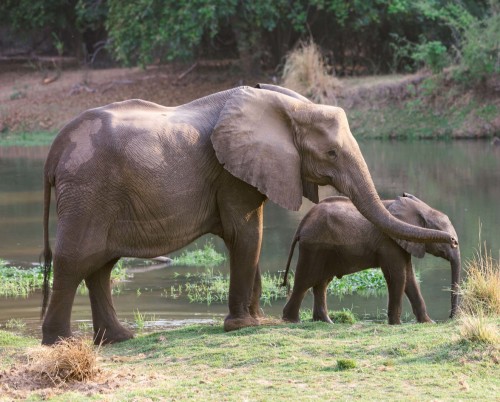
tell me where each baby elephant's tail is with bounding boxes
[281,235,299,288]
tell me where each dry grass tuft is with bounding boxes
[457,242,500,345]
[459,308,499,345]
[27,337,101,384]
[281,40,342,105]
[459,245,500,316]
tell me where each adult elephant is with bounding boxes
[40,84,457,345]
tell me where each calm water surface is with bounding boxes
[0,141,499,336]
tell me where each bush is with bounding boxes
[281,41,341,105]
[460,12,500,80]
[412,41,449,73]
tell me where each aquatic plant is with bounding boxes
[171,242,226,267]
[0,260,45,298]
[170,267,388,306]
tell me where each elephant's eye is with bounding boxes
[327,149,337,158]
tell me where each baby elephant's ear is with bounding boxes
[387,197,426,258]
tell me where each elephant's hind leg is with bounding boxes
[42,254,84,345]
[85,258,134,344]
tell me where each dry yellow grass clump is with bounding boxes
[27,337,101,384]
[281,40,342,105]
[460,246,500,316]
[458,245,500,345]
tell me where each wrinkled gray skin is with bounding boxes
[41,84,457,345]
[282,193,461,324]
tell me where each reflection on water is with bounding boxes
[0,141,499,335]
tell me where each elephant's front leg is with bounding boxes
[224,240,262,331]
[404,263,433,323]
[382,263,406,325]
[85,259,134,344]
[218,183,266,332]
[249,265,264,319]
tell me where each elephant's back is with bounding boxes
[299,196,377,247]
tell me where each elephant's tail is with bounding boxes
[40,172,53,320]
[281,235,299,288]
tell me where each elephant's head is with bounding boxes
[387,193,461,318]
[211,85,457,248]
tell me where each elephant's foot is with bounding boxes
[282,316,300,323]
[223,315,260,332]
[42,325,73,345]
[313,312,334,324]
[282,303,300,323]
[417,316,435,324]
[250,306,265,319]
[93,326,134,345]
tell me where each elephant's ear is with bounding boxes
[255,84,319,204]
[387,196,426,258]
[212,87,305,210]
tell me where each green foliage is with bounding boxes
[412,41,449,73]
[336,358,357,371]
[171,242,226,267]
[328,268,388,297]
[330,309,357,324]
[106,0,236,65]
[0,259,45,298]
[1,0,497,77]
[0,258,130,298]
[4,318,26,330]
[167,266,388,306]
[460,12,500,80]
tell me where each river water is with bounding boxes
[0,141,499,336]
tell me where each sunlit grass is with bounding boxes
[457,242,500,345]
[459,244,500,316]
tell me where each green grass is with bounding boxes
[0,258,131,298]
[168,267,389,306]
[171,242,226,267]
[2,318,497,400]
[0,130,57,146]
[0,259,45,298]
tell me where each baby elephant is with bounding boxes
[282,193,461,324]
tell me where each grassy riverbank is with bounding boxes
[1,318,499,400]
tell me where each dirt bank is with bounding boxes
[0,64,498,139]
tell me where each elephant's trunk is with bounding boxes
[449,250,461,318]
[341,146,455,245]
